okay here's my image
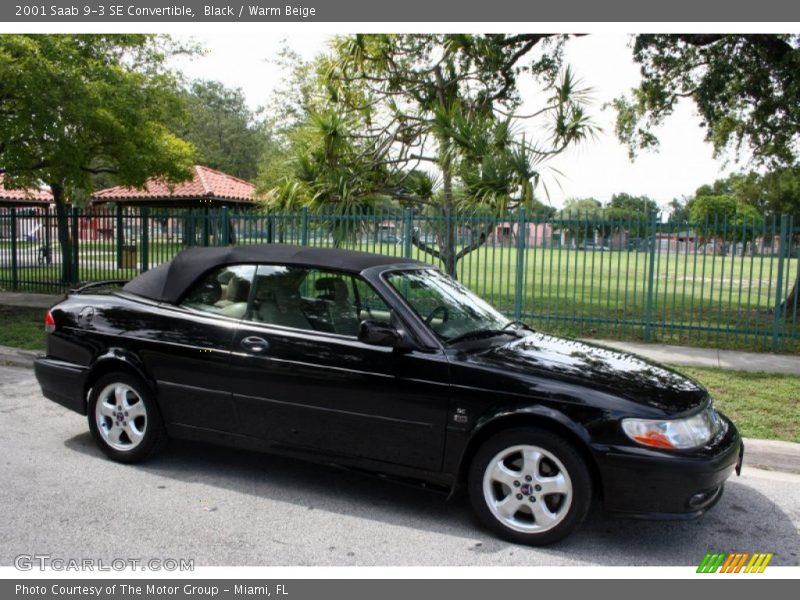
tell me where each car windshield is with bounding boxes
[385,269,513,343]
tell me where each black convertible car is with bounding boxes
[34,245,743,545]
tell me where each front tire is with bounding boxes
[468,427,592,545]
[87,372,167,463]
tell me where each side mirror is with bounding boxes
[358,320,402,347]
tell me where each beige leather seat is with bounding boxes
[315,277,359,336]
[215,275,250,319]
[253,274,311,330]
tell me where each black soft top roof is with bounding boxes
[122,244,424,303]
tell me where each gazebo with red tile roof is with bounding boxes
[0,174,53,207]
[91,165,257,207]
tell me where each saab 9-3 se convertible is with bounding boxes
[34,245,743,545]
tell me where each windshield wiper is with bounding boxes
[446,328,519,345]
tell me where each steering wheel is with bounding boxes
[424,305,449,327]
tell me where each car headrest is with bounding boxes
[190,278,222,305]
[315,277,349,302]
[227,276,251,303]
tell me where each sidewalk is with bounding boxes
[0,291,63,309]
[589,339,800,376]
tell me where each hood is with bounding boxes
[459,333,708,414]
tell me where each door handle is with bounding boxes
[240,336,270,354]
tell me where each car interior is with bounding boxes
[182,264,394,338]
[250,267,381,336]
[215,271,251,316]
[180,263,468,342]
[180,266,254,319]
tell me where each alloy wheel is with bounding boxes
[94,383,148,452]
[481,444,573,534]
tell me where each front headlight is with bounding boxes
[622,405,723,450]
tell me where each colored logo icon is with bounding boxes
[697,552,773,573]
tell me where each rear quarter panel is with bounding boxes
[45,293,239,432]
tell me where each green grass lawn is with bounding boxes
[677,366,800,443]
[0,305,45,351]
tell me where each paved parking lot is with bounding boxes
[1,364,798,567]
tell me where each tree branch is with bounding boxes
[81,166,120,175]
[454,224,493,260]
[411,233,442,260]
[675,34,795,61]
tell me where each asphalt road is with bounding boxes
[1,364,798,567]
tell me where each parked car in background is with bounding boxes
[34,245,743,545]
[577,241,611,251]
[377,231,401,244]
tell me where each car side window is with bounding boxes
[248,265,313,330]
[351,277,392,325]
[246,265,390,337]
[180,265,256,319]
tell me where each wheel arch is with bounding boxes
[83,350,155,409]
[455,408,603,499]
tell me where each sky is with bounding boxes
[171,33,740,211]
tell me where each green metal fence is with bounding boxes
[1,206,798,353]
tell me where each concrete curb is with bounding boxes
[742,438,800,475]
[0,345,38,369]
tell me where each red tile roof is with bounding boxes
[92,165,256,205]
[0,174,53,204]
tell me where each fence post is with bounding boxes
[10,208,18,291]
[44,205,52,264]
[184,210,194,247]
[201,207,210,246]
[643,211,659,341]
[771,214,790,352]
[115,204,124,269]
[403,208,413,258]
[221,206,230,245]
[70,205,80,285]
[301,207,309,246]
[514,208,527,320]
[140,207,150,273]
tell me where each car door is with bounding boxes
[138,264,255,433]
[227,264,450,472]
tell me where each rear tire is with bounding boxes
[468,427,592,545]
[87,372,167,463]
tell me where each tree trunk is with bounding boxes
[50,183,74,285]
[411,223,493,278]
[408,155,499,278]
[440,148,457,278]
[780,264,800,320]
[431,68,459,278]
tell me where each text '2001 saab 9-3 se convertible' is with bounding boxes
[34,245,743,545]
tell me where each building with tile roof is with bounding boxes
[0,174,53,206]
[91,165,257,207]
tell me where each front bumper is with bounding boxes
[595,415,742,518]
[34,357,88,415]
